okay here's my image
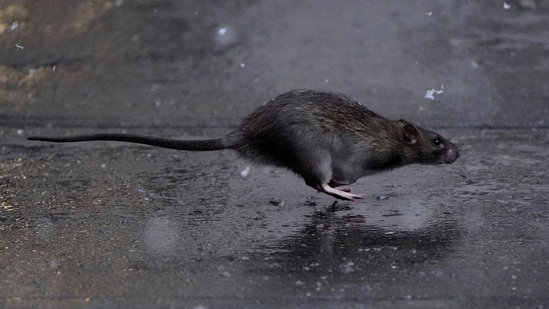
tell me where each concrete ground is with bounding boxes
[1,0,548,308]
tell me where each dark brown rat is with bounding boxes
[28,89,459,200]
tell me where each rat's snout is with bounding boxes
[444,147,459,164]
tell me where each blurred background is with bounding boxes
[1,0,548,131]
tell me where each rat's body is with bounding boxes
[28,89,459,200]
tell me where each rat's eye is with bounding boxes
[433,138,442,146]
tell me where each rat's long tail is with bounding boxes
[27,134,228,151]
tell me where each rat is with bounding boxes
[28,89,459,200]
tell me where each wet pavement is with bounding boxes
[1,0,549,308]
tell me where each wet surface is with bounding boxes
[2,129,549,308]
[2,0,549,129]
[1,0,549,308]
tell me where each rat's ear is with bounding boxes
[403,124,420,144]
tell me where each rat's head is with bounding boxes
[396,120,459,165]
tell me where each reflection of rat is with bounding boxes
[28,89,459,200]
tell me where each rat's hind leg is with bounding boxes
[320,183,363,200]
[328,179,354,193]
[299,157,363,201]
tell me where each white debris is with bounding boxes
[214,25,238,49]
[221,271,231,277]
[15,44,24,49]
[16,129,24,135]
[10,21,18,31]
[425,12,432,16]
[503,2,511,9]
[240,165,251,177]
[100,163,107,168]
[240,62,245,68]
[339,260,356,274]
[425,85,444,100]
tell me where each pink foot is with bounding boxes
[320,183,363,201]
